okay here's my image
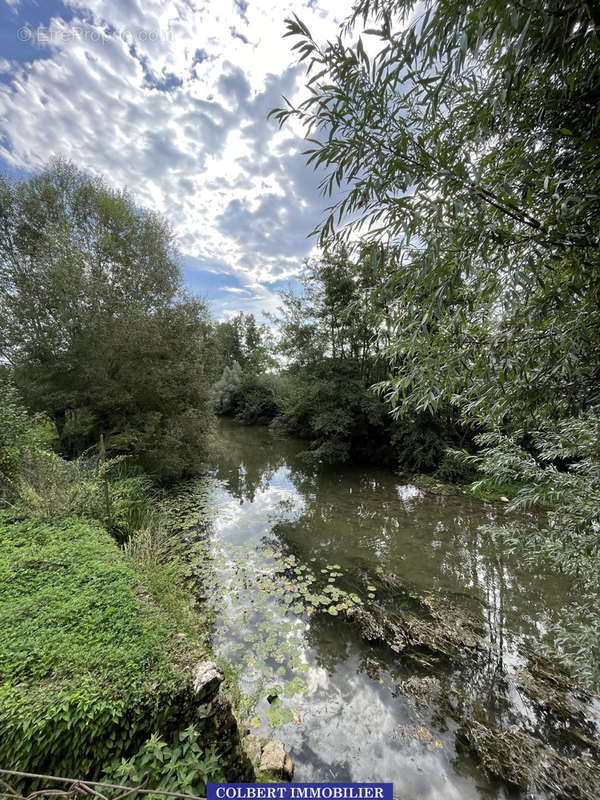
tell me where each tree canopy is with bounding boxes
[0,161,216,481]
[273,0,600,682]
[273,0,599,422]
[270,248,470,471]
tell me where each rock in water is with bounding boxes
[260,739,294,781]
[190,660,254,781]
[243,734,263,765]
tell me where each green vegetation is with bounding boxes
[0,509,205,777]
[213,313,281,425]
[0,374,221,785]
[271,0,600,684]
[1,1,599,781]
[0,160,216,483]
[104,727,224,795]
[213,252,473,476]
[271,251,473,472]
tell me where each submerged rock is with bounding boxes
[399,675,442,708]
[345,596,484,663]
[340,571,600,800]
[463,721,600,800]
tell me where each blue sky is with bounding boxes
[0,0,350,320]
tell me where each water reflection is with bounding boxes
[207,420,576,799]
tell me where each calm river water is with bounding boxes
[202,420,574,800]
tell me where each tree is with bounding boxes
[275,246,390,382]
[212,313,281,425]
[274,1,600,681]
[274,248,469,468]
[213,361,243,415]
[0,160,216,481]
[214,312,274,375]
[273,0,599,417]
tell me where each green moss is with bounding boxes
[467,478,526,501]
[0,509,206,777]
[411,473,528,503]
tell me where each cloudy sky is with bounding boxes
[0,0,351,319]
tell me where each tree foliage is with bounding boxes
[215,312,274,375]
[212,312,280,424]
[273,0,599,421]
[274,249,470,469]
[274,0,600,681]
[0,161,216,481]
[275,245,391,382]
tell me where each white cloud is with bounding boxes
[0,0,351,298]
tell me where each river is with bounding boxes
[199,420,581,799]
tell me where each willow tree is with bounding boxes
[273,2,600,683]
[0,160,216,481]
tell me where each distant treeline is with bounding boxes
[0,161,471,489]
[213,250,474,480]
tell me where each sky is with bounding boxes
[0,0,352,320]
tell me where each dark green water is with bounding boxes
[205,420,575,799]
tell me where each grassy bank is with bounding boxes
[0,387,244,788]
[0,507,210,778]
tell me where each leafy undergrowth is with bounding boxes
[0,509,207,778]
[103,726,224,795]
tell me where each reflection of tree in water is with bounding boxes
[264,467,577,753]
[212,420,313,503]
[270,469,563,662]
[214,423,567,692]
[210,423,596,797]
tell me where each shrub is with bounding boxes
[0,378,159,543]
[0,375,57,499]
[231,373,282,425]
[104,726,224,796]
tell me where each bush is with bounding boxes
[104,726,224,795]
[391,407,473,479]
[435,450,477,484]
[215,366,283,426]
[278,360,393,466]
[231,373,282,425]
[0,375,56,499]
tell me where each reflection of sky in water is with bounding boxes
[205,421,576,799]
[213,467,306,545]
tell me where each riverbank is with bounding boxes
[0,500,253,790]
[1,413,592,798]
